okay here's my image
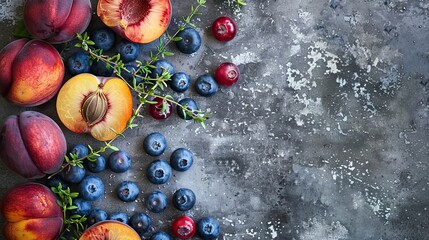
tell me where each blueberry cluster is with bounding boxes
[46,132,219,239]
[66,26,239,125]
[56,16,240,239]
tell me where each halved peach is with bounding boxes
[97,0,172,43]
[56,73,133,141]
[79,220,140,240]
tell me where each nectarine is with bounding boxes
[0,111,67,179]
[97,0,172,43]
[1,183,63,240]
[24,0,92,43]
[79,220,140,240]
[56,73,133,141]
[0,39,65,107]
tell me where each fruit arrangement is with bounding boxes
[0,0,245,239]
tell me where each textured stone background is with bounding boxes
[1,0,429,239]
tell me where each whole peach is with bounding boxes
[1,182,63,240]
[24,0,92,43]
[0,39,64,107]
[0,111,67,179]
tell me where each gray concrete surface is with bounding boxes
[1,0,429,239]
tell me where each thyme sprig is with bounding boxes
[51,184,87,240]
[74,0,209,125]
[48,0,210,181]
[47,103,141,180]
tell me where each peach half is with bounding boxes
[80,220,140,240]
[24,0,92,43]
[1,183,63,240]
[97,0,172,43]
[56,73,133,141]
[0,39,64,107]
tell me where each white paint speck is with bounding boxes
[231,52,260,65]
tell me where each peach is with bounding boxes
[1,182,63,240]
[23,0,92,44]
[0,111,67,179]
[80,220,140,240]
[0,39,65,107]
[56,73,133,141]
[97,0,172,43]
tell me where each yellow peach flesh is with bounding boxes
[80,220,140,240]
[56,73,99,134]
[89,77,133,141]
[56,73,133,141]
[97,0,171,43]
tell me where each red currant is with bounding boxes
[149,97,173,120]
[212,16,237,42]
[214,62,240,86]
[172,216,196,239]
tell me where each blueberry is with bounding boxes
[61,165,86,183]
[108,212,129,224]
[196,216,220,240]
[116,180,140,202]
[85,155,106,173]
[46,176,68,190]
[151,231,172,240]
[121,64,143,86]
[170,72,191,92]
[129,212,151,234]
[66,51,91,75]
[91,27,116,51]
[91,60,114,77]
[108,150,132,173]
[146,191,168,213]
[173,188,196,211]
[175,27,202,54]
[117,40,140,63]
[71,144,89,158]
[149,59,174,79]
[143,132,167,156]
[78,175,105,201]
[170,148,194,172]
[146,159,172,184]
[195,74,218,97]
[87,208,108,226]
[177,98,199,120]
[71,198,91,216]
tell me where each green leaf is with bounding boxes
[13,19,31,38]
[69,214,83,219]
[172,37,183,41]
[163,51,174,56]
[70,192,79,198]
[56,199,64,207]
[64,155,70,163]
[146,100,158,104]
[109,145,120,151]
